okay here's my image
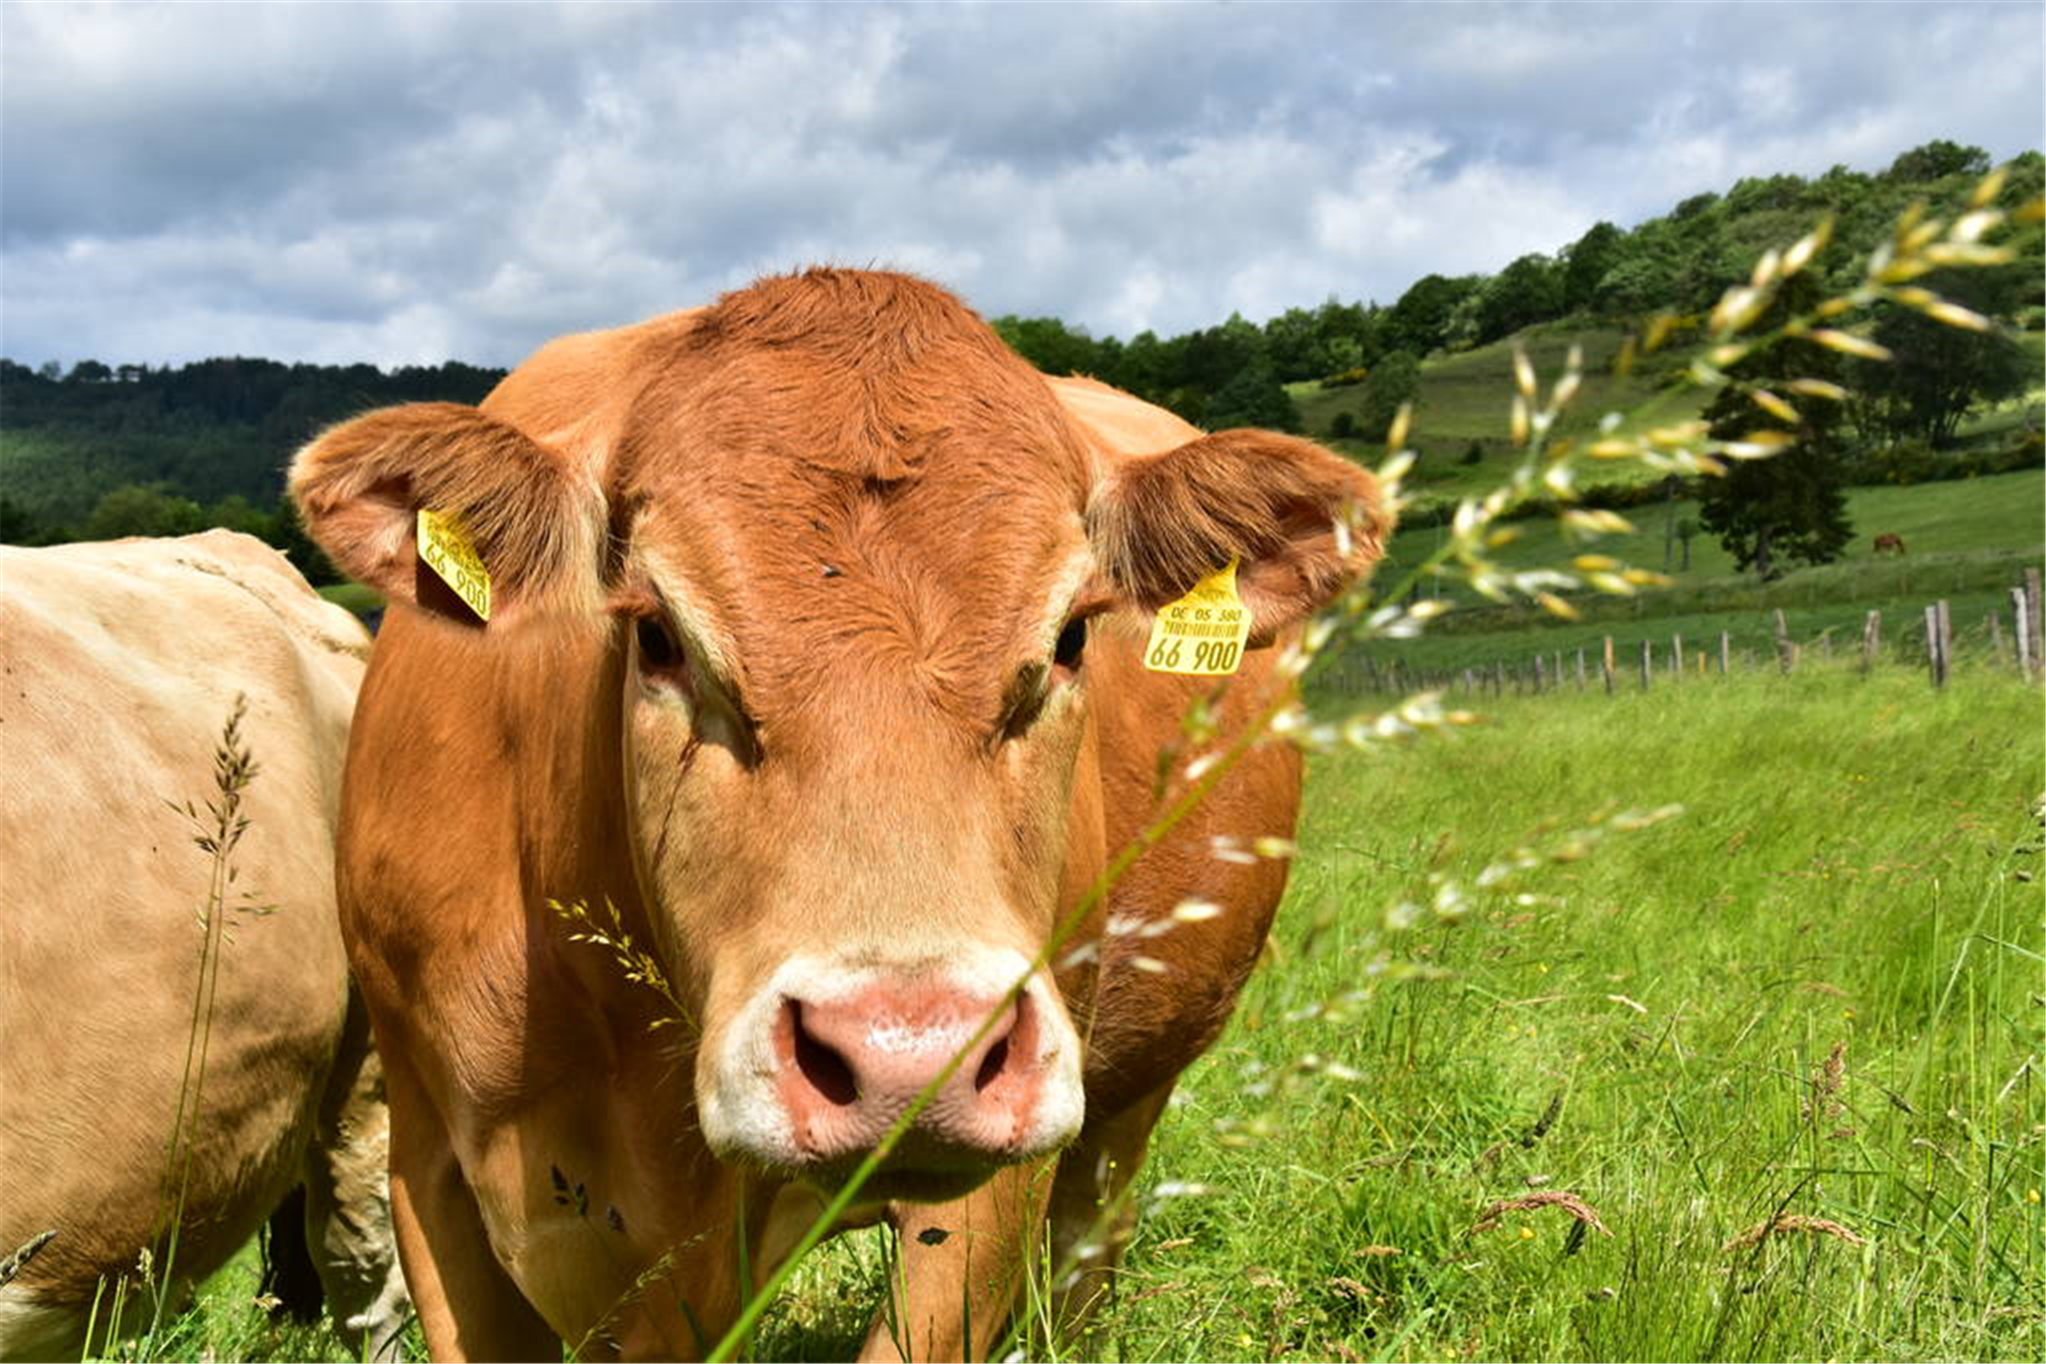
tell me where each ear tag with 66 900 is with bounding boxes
[417,508,492,622]
[1143,558,1250,676]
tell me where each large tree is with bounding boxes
[1696,282,1854,579]
[1356,350,1421,444]
[1204,358,1301,433]
[1856,266,2031,449]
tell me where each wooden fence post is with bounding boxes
[1534,654,1547,693]
[1773,609,1793,674]
[1576,647,1587,690]
[1719,630,1731,675]
[1861,610,1880,674]
[2014,586,2034,677]
[1639,638,1652,690]
[1988,613,2005,664]
[1602,636,1615,695]
[1926,601,1951,688]
[1671,633,1684,683]
[2021,568,2037,678]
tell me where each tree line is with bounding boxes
[0,357,504,580]
[989,140,2040,443]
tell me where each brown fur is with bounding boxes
[290,269,1388,1361]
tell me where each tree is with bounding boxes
[82,483,208,540]
[0,495,43,544]
[1475,253,1564,344]
[1884,139,1990,184]
[1695,280,1854,579]
[1357,350,1421,443]
[1856,267,2030,448]
[990,316,1102,377]
[1203,358,1301,433]
[1386,274,1479,355]
[1562,221,1626,313]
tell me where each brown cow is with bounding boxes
[290,269,1387,1361]
[0,532,408,1360]
[1872,532,1907,555]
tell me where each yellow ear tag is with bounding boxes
[1143,558,1251,675]
[416,508,492,622]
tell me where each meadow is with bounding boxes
[124,657,2042,1363]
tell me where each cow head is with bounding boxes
[292,271,1384,1201]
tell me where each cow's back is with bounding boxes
[0,532,369,1356]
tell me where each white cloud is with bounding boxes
[0,0,2038,368]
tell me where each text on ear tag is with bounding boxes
[1144,558,1250,676]
[417,508,492,622]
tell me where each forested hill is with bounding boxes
[0,358,504,564]
[986,140,2043,427]
[3,138,2039,578]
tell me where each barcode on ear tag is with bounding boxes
[417,508,492,622]
[1144,558,1250,675]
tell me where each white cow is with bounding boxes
[0,531,407,1360]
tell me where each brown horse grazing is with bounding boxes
[1872,532,1908,555]
[290,268,1389,1361]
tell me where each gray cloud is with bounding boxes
[2,1,2038,369]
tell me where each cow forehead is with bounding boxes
[610,271,1101,731]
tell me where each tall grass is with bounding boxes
[1094,666,2044,1362]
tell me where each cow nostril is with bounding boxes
[973,1034,1011,1092]
[788,1001,859,1106]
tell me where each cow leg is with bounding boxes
[1043,1082,1175,1350]
[300,995,409,1362]
[260,1185,324,1323]
[384,1054,558,1363]
[857,1159,1056,1364]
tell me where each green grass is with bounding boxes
[1095,664,2044,1362]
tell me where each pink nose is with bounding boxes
[772,982,1047,1168]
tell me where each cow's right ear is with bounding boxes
[290,402,605,622]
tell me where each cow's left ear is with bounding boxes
[1086,428,1391,647]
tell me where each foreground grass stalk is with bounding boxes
[141,697,259,1347]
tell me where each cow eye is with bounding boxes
[636,617,692,694]
[1053,616,1087,673]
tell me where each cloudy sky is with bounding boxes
[3,1,2039,371]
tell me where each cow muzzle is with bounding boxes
[700,951,1085,1199]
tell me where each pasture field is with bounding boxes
[94,658,2039,1363]
[1084,664,2043,1363]
[1329,466,2045,680]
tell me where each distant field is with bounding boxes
[1314,467,2044,681]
